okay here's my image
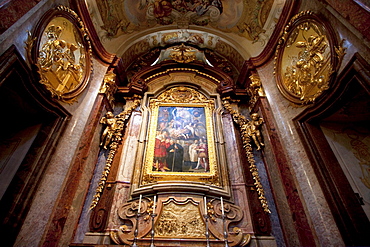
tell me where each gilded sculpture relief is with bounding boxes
[26,6,92,103]
[169,43,197,63]
[90,95,142,210]
[99,72,118,107]
[121,30,244,79]
[37,22,84,97]
[155,199,205,238]
[222,97,270,213]
[274,11,345,104]
[247,74,265,111]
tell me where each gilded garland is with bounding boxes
[274,11,345,104]
[222,97,270,213]
[26,5,92,103]
[90,95,142,210]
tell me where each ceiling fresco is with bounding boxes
[88,0,285,60]
[95,0,271,41]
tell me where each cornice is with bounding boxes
[248,0,300,67]
[71,0,117,65]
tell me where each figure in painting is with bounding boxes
[166,139,184,172]
[194,139,208,171]
[182,142,191,171]
[154,131,170,171]
[189,139,199,168]
[142,0,223,26]
[153,0,174,24]
[153,106,211,172]
[248,113,265,150]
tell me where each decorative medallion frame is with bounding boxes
[140,86,220,186]
[274,11,345,104]
[26,5,92,103]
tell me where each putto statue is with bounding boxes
[100,111,117,149]
[247,113,265,150]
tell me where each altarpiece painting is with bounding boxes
[141,86,219,185]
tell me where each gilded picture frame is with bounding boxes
[27,6,92,103]
[141,87,219,186]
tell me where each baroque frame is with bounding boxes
[26,5,92,103]
[141,86,219,186]
[274,11,345,104]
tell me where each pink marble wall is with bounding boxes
[15,59,108,246]
[257,60,344,246]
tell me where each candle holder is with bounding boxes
[149,212,157,247]
[203,213,211,247]
[222,214,229,247]
[131,212,140,247]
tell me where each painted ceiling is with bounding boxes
[87,0,285,70]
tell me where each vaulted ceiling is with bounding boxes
[84,0,291,80]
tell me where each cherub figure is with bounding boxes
[100,111,117,149]
[248,113,265,150]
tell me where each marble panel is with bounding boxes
[221,114,244,185]
[107,183,131,231]
[118,111,143,182]
[253,150,286,247]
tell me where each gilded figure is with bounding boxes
[248,113,264,150]
[38,24,84,95]
[100,111,117,149]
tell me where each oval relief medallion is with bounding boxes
[274,11,344,104]
[28,6,92,103]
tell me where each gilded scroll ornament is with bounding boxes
[156,86,208,103]
[111,197,154,245]
[99,72,118,107]
[222,97,270,213]
[247,74,265,111]
[90,95,142,210]
[25,6,92,103]
[274,11,346,104]
[170,43,197,63]
[206,198,251,246]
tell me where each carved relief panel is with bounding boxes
[111,196,250,246]
[26,5,92,103]
[274,11,345,104]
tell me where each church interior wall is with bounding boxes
[0,0,369,246]
[254,1,370,246]
[13,29,109,247]
[257,53,345,247]
[0,1,113,245]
